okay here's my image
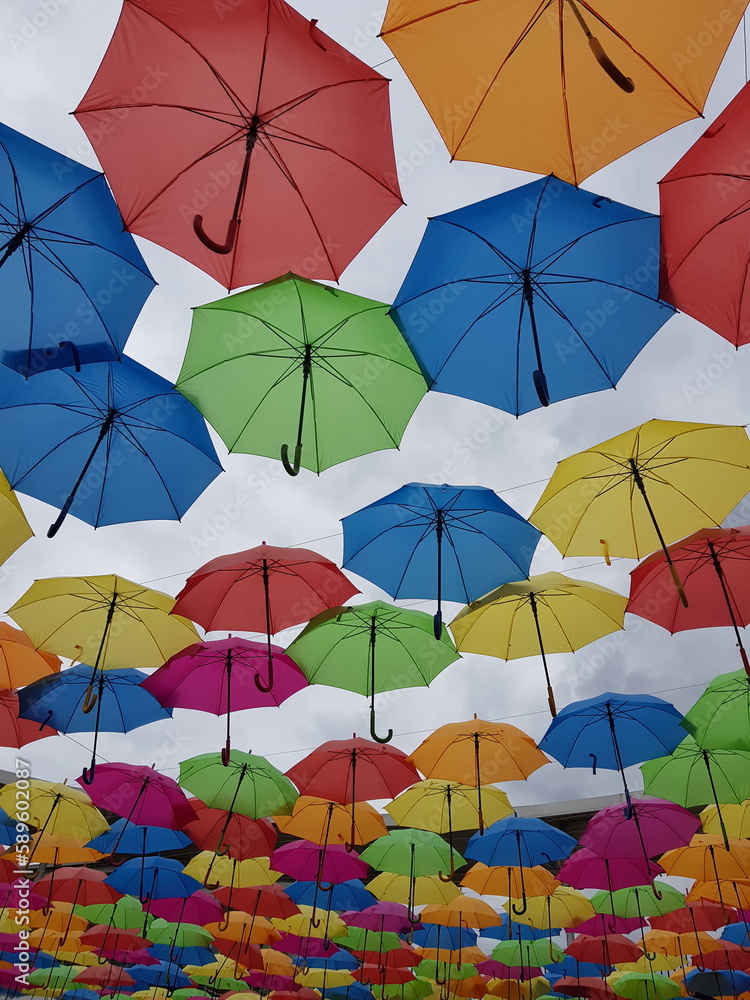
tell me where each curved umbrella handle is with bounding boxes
[80,759,97,785]
[645,951,658,962]
[97,953,111,966]
[433,610,443,641]
[217,911,231,934]
[254,655,274,693]
[370,720,394,744]
[215,837,232,857]
[38,709,54,732]
[221,742,231,767]
[82,685,98,714]
[139,891,151,906]
[511,891,528,916]
[281,442,303,477]
[438,856,456,882]
[587,35,635,92]
[533,368,550,407]
[589,753,597,775]
[109,853,128,867]
[192,214,238,255]
[317,880,334,892]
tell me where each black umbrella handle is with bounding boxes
[281,345,312,477]
[193,126,255,256]
[281,442,303,476]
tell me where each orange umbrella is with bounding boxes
[660,836,750,882]
[642,928,724,959]
[274,796,388,847]
[407,718,548,831]
[420,895,502,928]
[687,878,750,910]
[0,622,60,687]
[5,833,105,866]
[461,863,560,898]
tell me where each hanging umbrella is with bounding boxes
[659,80,750,347]
[286,880,375,913]
[179,750,298,819]
[72,0,402,289]
[176,276,427,476]
[142,638,308,762]
[0,357,221,536]
[0,120,155,376]
[0,689,57,748]
[172,542,358,693]
[701,801,750,839]
[407,719,549,832]
[0,622,60,687]
[0,778,108,843]
[450,573,627,716]
[285,600,460,743]
[341,483,541,637]
[590,883,685,924]
[683,969,750,997]
[104,857,203,904]
[580,798,701,860]
[627,527,750,674]
[610,973,681,1000]
[461,863,560,899]
[78,762,197,829]
[538,693,686,813]
[557,851,662,890]
[18,665,172,775]
[391,176,674,414]
[503,885,595,931]
[529,420,750,607]
[420,895,502,930]
[680,671,750,751]
[379,1,746,184]
[274,797,388,848]
[367,873,461,907]
[181,801,278,859]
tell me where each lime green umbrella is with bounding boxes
[491,939,564,968]
[74,895,150,930]
[360,828,464,877]
[590,882,684,922]
[375,979,436,1000]
[681,670,750,751]
[640,735,750,849]
[338,928,409,953]
[286,600,460,743]
[414,960,478,982]
[147,918,214,948]
[27,965,86,990]
[179,749,298,818]
[611,972,681,1000]
[175,274,428,476]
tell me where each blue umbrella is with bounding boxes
[0,356,222,536]
[87,818,191,857]
[301,951,361,971]
[148,943,217,966]
[342,482,541,636]
[286,879,377,911]
[537,692,685,814]
[545,958,612,981]
[325,985,375,1000]
[104,856,202,904]
[391,175,674,415]
[126,961,193,991]
[0,121,155,377]
[719,924,750,946]
[482,914,558,941]
[410,924,477,951]
[18,665,171,776]
[684,969,750,998]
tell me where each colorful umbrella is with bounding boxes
[391,176,673,414]
[557,850,662,890]
[181,802,277,860]
[0,689,57,748]
[341,483,541,636]
[87,818,191,858]
[78,762,197,829]
[0,779,108,843]
[681,671,750,751]
[176,276,427,476]
[172,542,358,693]
[580,798,700,860]
[0,622,59,688]
[274,797,388,848]
[450,572,627,716]
[179,750,298,818]
[379,1,746,184]
[73,0,402,288]
[0,120,155,376]
[142,638,308,761]
[529,420,750,606]
[285,600,460,743]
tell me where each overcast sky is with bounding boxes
[0,0,749,809]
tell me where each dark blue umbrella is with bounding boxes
[0,356,222,536]
[87,817,191,857]
[391,175,674,415]
[300,951,361,971]
[545,958,612,981]
[720,924,750,946]
[342,482,541,636]
[147,943,217,966]
[325,984,375,1000]
[684,969,750,998]
[0,121,155,378]
[410,924,477,951]
[482,914,558,941]
[286,880,377,911]
[125,961,193,991]
[18,665,171,775]
[537,692,685,814]
[104,856,202,904]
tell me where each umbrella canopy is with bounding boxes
[179,750,298,818]
[176,276,427,476]
[0,472,31,567]
[385,779,513,840]
[465,817,577,868]
[0,689,57,748]
[72,0,402,289]
[580,798,700,859]
[379,1,747,184]
[172,542,358,695]
[285,600,460,743]
[274,797,388,848]
[681,671,750,751]
[87,818,191,858]
[104,857,203,902]
[590,882,685,921]
[341,483,541,635]
[0,622,60,687]
[557,850,662,891]
[450,572,627,716]
[391,176,674,415]
[181,802,277,859]
[78,762,197,829]
[0,120,155,376]
[529,420,750,606]
[505,885,595,930]
[0,357,222,536]
[0,778,108,842]
[360,829,464,879]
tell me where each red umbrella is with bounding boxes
[0,689,57,747]
[182,800,277,859]
[73,964,136,988]
[285,736,420,850]
[660,81,750,348]
[72,0,402,290]
[650,901,737,933]
[354,965,415,985]
[212,936,265,971]
[691,944,750,971]
[565,934,643,965]
[143,638,309,760]
[34,867,120,909]
[77,762,197,830]
[575,914,645,935]
[628,526,750,673]
[213,884,299,920]
[144,889,224,924]
[554,977,615,1000]
[172,542,358,695]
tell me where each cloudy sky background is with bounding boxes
[0,0,748,809]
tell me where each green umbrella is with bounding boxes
[681,670,750,751]
[285,600,460,743]
[178,749,298,818]
[590,882,684,921]
[375,978,436,1000]
[414,960,479,982]
[490,939,564,968]
[175,273,428,476]
[612,973,682,1000]
[170,992,216,1000]
[147,918,214,948]
[640,735,750,849]
[360,828,464,877]
[338,928,408,953]
[74,895,150,929]
[27,965,86,990]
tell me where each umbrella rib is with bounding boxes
[224,360,303,452]
[530,283,618,387]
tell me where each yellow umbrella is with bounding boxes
[206,909,280,945]
[0,778,109,841]
[296,970,355,989]
[450,572,626,716]
[487,978,549,1000]
[505,885,595,929]
[379,1,747,185]
[274,796,388,847]
[367,872,461,905]
[701,802,750,839]
[621,954,684,973]
[0,469,32,566]
[529,420,750,606]
[386,779,512,851]
[274,905,348,940]
[262,949,296,976]
[183,851,281,888]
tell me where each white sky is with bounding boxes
[0,0,749,809]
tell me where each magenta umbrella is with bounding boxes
[141,637,309,764]
[274,934,342,958]
[579,797,700,859]
[574,913,645,935]
[342,901,417,934]
[77,762,197,831]
[143,888,224,924]
[272,841,369,885]
[558,849,663,890]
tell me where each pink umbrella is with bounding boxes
[342,901,417,934]
[274,934,341,958]
[97,947,160,965]
[558,849,663,890]
[143,889,224,924]
[141,638,308,763]
[245,973,298,991]
[579,798,700,859]
[554,977,615,1000]
[0,882,46,910]
[271,841,369,884]
[77,762,197,830]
